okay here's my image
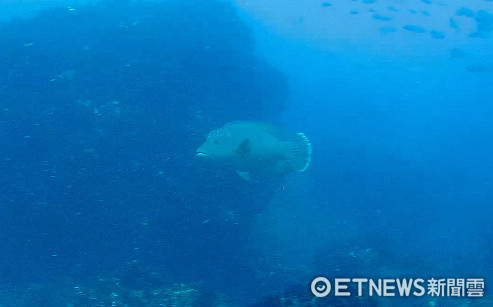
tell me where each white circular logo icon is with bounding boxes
[311,277,331,297]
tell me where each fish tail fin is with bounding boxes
[291,132,312,172]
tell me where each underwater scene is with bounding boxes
[0,0,491,306]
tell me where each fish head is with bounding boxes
[196,127,242,161]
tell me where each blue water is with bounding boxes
[0,0,491,305]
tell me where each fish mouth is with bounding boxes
[195,152,209,158]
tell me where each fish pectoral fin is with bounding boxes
[236,170,252,181]
[236,138,251,156]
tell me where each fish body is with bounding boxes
[196,122,311,180]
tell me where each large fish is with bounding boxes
[196,122,312,181]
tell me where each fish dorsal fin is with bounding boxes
[236,138,250,156]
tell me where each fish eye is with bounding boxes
[213,139,219,144]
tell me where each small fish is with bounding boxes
[430,30,445,39]
[466,63,493,73]
[372,15,392,21]
[403,24,426,33]
[196,122,312,181]
[475,10,493,33]
[380,27,397,35]
[456,7,475,18]
[449,18,459,30]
